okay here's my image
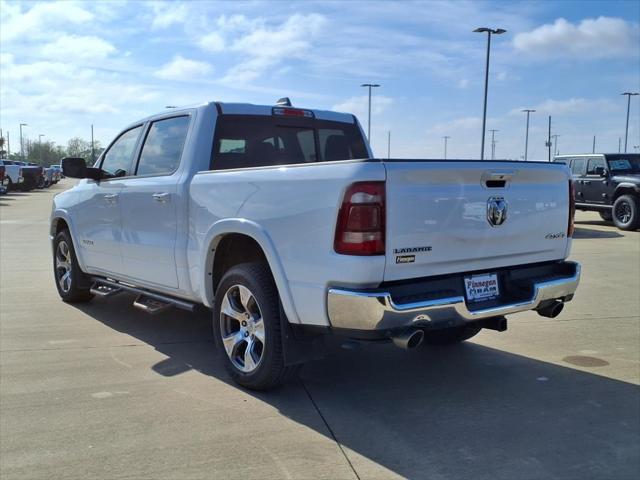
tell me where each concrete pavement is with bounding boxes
[1,180,638,479]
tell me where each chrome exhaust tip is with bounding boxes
[537,300,565,318]
[483,316,508,332]
[392,329,424,349]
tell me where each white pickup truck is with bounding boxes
[52,100,581,389]
[0,160,25,190]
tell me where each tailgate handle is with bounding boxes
[482,170,515,188]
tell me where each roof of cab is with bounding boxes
[124,101,358,134]
[216,102,356,124]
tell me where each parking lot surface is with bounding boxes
[1,180,639,479]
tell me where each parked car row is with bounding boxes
[0,160,63,193]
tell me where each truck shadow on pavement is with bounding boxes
[572,226,624,239]
[74,295,640,480]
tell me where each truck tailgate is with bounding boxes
[384,161,571,281]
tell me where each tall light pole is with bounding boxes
[443,136,450,159]
[522,109,535,161]
[91,124,95,163]
[474,27,506,160]
[551,134,560,157]
[19,123,27,160]
[622,92,639,153]
[39,134,45,164]
[387,131,391,159]
[489,129,498,160]
[361,83,380,141]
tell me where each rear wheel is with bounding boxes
[212,262,299,390]
[53,230,93,303]
[599,210,612,222]
[424,325,482,345]
[612,195,639,231]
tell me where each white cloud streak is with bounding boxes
[155,55,214,81]
[42,34,117,60]
[514,17,640,59]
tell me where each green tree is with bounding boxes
[67,137,102,162]
[26,140,66,166]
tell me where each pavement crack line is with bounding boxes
[299,379,361,480]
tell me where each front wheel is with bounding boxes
[212,262,299,390]
[53,230,93,303]
[612,195,639,231]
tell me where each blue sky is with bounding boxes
[1,0,638,160]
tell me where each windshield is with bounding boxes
[606,155,640,173]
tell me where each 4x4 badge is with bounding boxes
[487,197,508,227]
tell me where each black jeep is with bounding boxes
[554,154,640,231]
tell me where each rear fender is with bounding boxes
[199,218,301,324]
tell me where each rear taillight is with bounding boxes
[334,181,385,255]
[568,180,575,237]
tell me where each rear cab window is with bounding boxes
[211,113,368,170]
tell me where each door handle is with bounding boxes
[103,193,119,203]
[152,192,170,203]
[582,180,591,185]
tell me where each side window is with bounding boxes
[101,126,142,177]
[586,157,605,175]
[136,116,190,176]
[571,158,586,176]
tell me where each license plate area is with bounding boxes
[464,273,500,303]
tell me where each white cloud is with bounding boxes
[0,1,94,41]
[332,95,393,118]
[149,1,189,29]
[509,98,618,116]
[457,78,469,89]
[1,54,158,117]
[513,17,640,59]
[155,55,214,81]
[198,32,225,52]
[42,35,117,60]
[222,13,326,84]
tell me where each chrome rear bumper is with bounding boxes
[327,261,580,331]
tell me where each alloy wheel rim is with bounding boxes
[219,284,265,373]
[55,240,72,293]
[615,201,632,224]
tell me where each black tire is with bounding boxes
[612,195,639,231]
[212,262,299,390]
[424,325,482,345]
[53,230,94,303]
[599,210,613,222]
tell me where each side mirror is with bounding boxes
[61,157,101,180]
[594,166,607,177]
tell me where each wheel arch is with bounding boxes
[50,212,88,272]
[613,184,640,201]
[199,219,300,324]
